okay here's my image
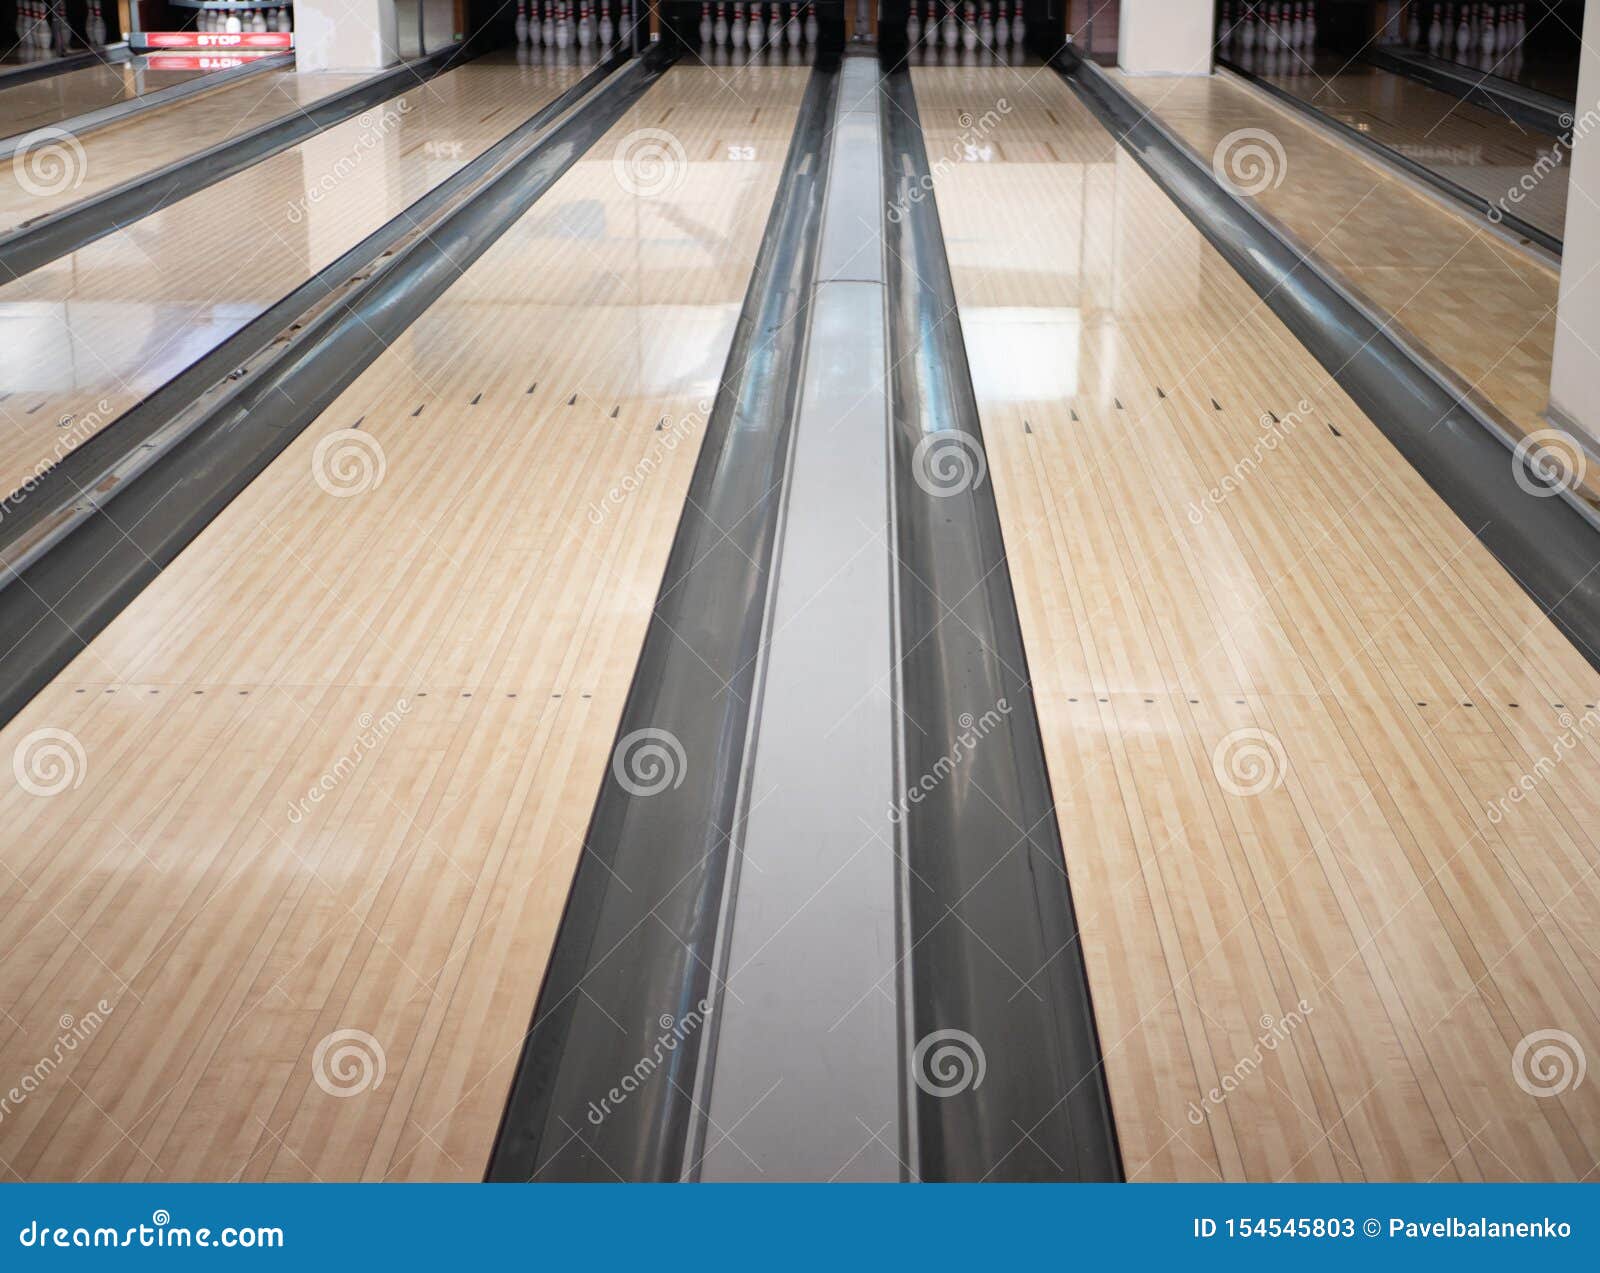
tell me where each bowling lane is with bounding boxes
[0,55,224,139]
[1225,48,1569,241]
[0,60,807,1182]
[0,50,593,509]
[914,64,1600,1181]
[0,64,373,229]
[1114,69,1574,502]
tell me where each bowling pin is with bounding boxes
[805,1,817,44]
[1013,1,1024,46]
[995,2,1007,46]
[942,1,957,48]
[714,2,728,44]
[516,1,530,44]
[907,2,920,44]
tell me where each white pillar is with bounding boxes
[295,0,402,71]
[1117,0,1214,76]
[1550,3,1600,442]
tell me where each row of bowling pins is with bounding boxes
[514,1,637,48]
[197,7,292,35]
[697,4,820,49]
[1391,4,1529,58]
[1217,4,1316,53]
[16,1,107,49]
[907,3,1027,50]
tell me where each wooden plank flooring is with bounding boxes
[0,65,372,231]
[1238,52,1568,239]
[0,57,217,139]
[0,51,592,512]
[0,62,807,1182]
[914,64,1600,1182]
[1113,69,1580,506]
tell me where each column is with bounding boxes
[1117,0,1213,76]
[1549,1,1600,442]
[294,0,400,71]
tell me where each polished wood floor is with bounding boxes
[0,56,218,139]
[0,51,591,509]
[1115,69,1579,504]
[0,62,806,1182]
[0,65,371,230]
[1231,49,1568,239]
[916,63,1600,1182]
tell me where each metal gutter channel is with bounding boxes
[0,47,674,731]
[1057,47,1600,675]
[485,55,841,1184]
[1218,55,1561,256]
[0,40,474,282]
[0,44,132,91]
[880,65,1124,1183]
[1363,44,1572,139]
[0,50,294,159]
[694,52,902,1183]
[0,47,629,571]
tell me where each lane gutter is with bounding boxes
[0,50,294,158]
[0,38,480,282]
[485,53,841,1184]
[880,65,1123,1182]
[1363,44,1572,139]
[0,47,630,570]
[1056,47,1600,674]
[0,44,675,729]
[1217,56,1561,257]
[0,44,132,91]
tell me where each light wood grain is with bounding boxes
[0,62,806,1182]
[1112,69,1583,506]
[0,65,372,231]
[0,51,595,513]
[916,63,1600,1182]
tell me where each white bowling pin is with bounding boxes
[907,3,920,44]
[516,1,530,43]
[714,2,728,44]
[787,2,801,47]
[942,1,957,48]
[768,2,782,46]
[961,2,976,50]
[804,1,817,44]
[1013,1,1024,45]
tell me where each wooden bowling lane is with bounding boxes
[1230,52,1569,240]
[1112,69,1575,504]
[0,51,593,511]
[0,56,223,139]
[0,61,807,1182]
[913,64,1600,1182]
[0,65,373,230]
